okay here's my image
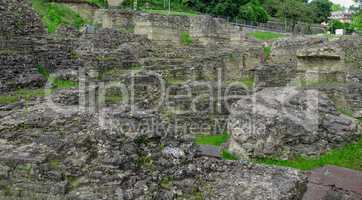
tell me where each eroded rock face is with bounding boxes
[228,87,361,160]
[0,0,44,36]
[0,101,307,200]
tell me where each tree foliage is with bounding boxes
[187,0,269,22]
[331,4,344,11]
[352,12,362,32]
[309,0,333,23]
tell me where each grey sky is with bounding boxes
[330,0,356,7]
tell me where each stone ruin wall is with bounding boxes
[93,9,243,46]
[269,36,362,114]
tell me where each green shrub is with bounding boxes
[238,0,269,23]
[31,0,87,33]
[180,32,193,45]
[352,12,362,33]
[328,19,354,34]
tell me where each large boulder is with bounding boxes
[228,87,361,159]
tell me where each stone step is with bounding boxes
[196,145,221,158]
[303,165,362,200]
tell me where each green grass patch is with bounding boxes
[195,133,230,147]
[0,65,78,104]
[336,106,354,117]
[257,136,362,171]
[86,0,108,8]
[221,149,238,160]
[0,89,46,104]
[143,9,198,16]
[105,95,123,105]
[160,177,173,189]
[49,159,61,170]
[264,46,271,60]
[180,32,193,45]
[247,31,284,41]
[137,155,154,170]
[37,65,78,89]
[240,76,255,90]
[66,176,81,190]
[31,0,87,33]
[51,78,78,89]
[297,78,343,88]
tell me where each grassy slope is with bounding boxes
[31,0,87,33]
[257,135,362,171]
[247,31,284,41]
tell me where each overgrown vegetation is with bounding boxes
[257,136,362,171]
[180,32,193,45]
[247,31,284,41]
[87,0,108,8]
[31,0,87,33]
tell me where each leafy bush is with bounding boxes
[328,19,353,34]
[31,0,87,33]
[352,12,362,33]
[180,32,193,45]
[239,0,269,22]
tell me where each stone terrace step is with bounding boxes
[303,165,362,200]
